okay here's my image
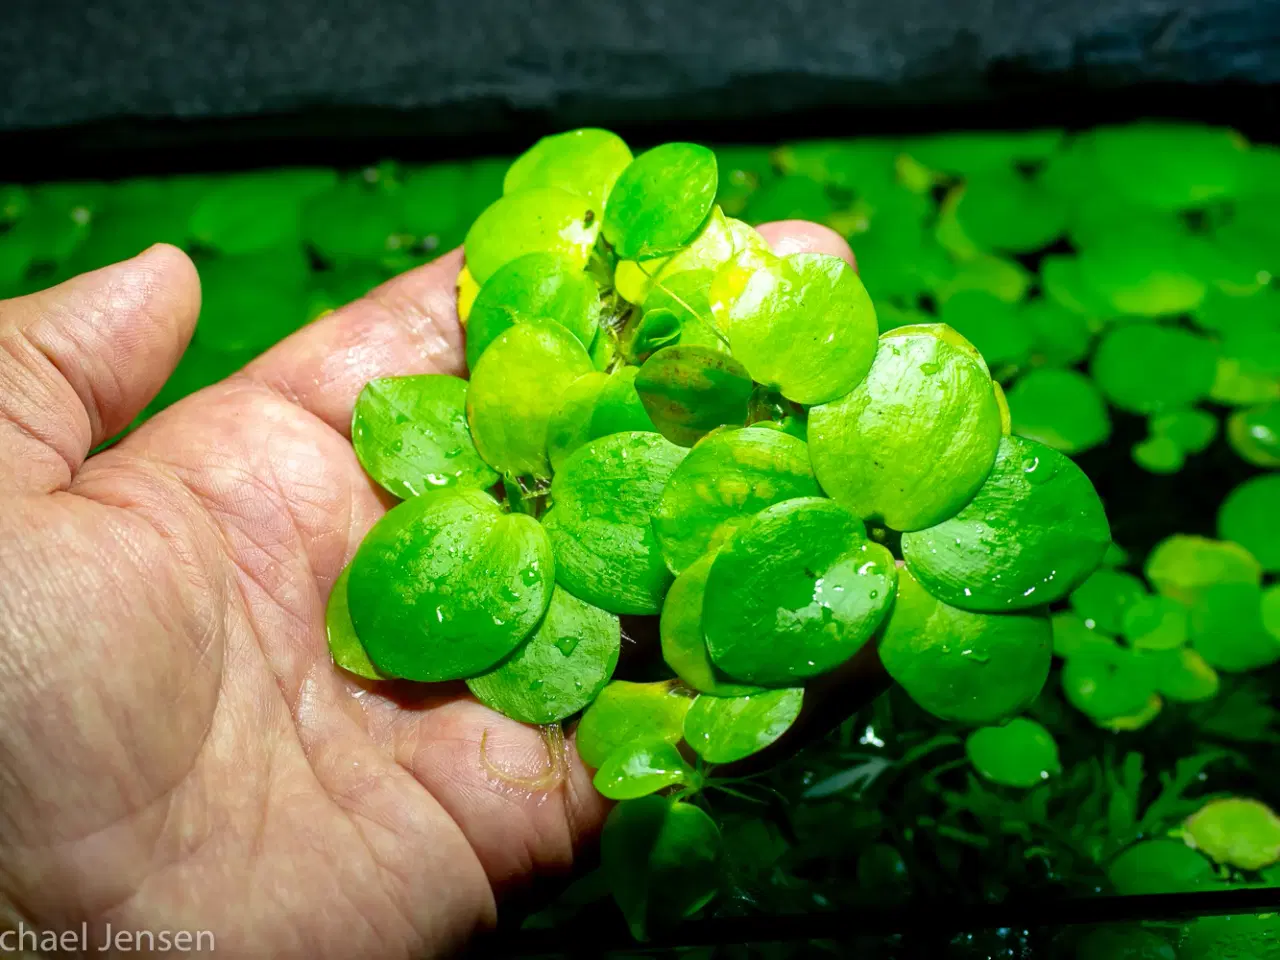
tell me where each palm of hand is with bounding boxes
[0,223,850,958]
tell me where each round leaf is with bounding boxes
[352,374,498,499]
[1184,798,1280,872]
[1144,647,1220,702]
[901,436,1110,612]
[1060,645,1156,721]
[1107,840,1217,895]
[503,128,633,217]
[467,320,594,479]
[634,345,754,446]
[683,688,804,764]
[659,554,762,697]
[326,565,382,680]
[547,368,657,471]
[1070,569,1148,635]
[575,680,695,770]
[463,187,598,285]
[937,291,1036,368]
[704,498,897,686]
[466,587,620,724]
[593,740,696,801]
[347,488,554,682]
[1227,402,1280,467]
[1218,474,1280,573]
[1145,535,1262,606]
[1091,322,1219,415]
[718,252,878,405]
[879,568,1052,725]
[465,252,601,370]
[1188,582,1280,672]
[603,143,718,260]
[953,171,1068,252]
[544,431,687,614]
[653,427,822,575]
[809,325,1002,531]
[1122,595,1190,651]
[965,719,1061,788]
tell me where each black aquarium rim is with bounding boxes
[483,888,1280,956]
[3,79,1279,182]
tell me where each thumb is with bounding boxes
[0,244,201,494]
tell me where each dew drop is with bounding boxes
[553,635,580,657]
[521,566,541,585]
[425,473,450,486]
[529,679,544,691]
[391,439,404,453]
[920,362,941,375]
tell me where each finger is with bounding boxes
[240,249,465,436]
[756,220,857,270]
[0,244,200,494]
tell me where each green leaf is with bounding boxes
[325,565,382,680]
[601,796,722,941]
[1122,595,1190,651]
[653,426,821,576]
[633,345,754,446]
[1143,647,1220,702]
[1091,322,1219,415]
[965,719,1062,788]
[1188,582,1280,672]
[1051,611,1119,660]
[809,325,1003,531]
[592,740,696,800]
[1227,402,1280,467]
[466,320,594,479]
[704,498,896,686]
[1149,408,1219,455]
[463,187,599,285]
[1077,219,1208,317]
[302,180,400,263]
[1145,534,1262,606]
[683,688,804,764]
[1090,121,1247,209]
[1060,645,1157,721]
[1106,839,1217,895]
[544,431,687,614]
[659,554,763,696]
[351,375,498,499]
[936,290,1036,369]
[879,568,1052,725]
[953,171,1068,253]
[1006,368,1112,455]
[194,248,310,353]
[503,128,633,218]
[901,436,1111,612]
[190,169,335,254]
[639,270,727,355]
[546,368,657,471]
[603,143,719,260]
[716,252,878,405]
[1071,569,1148,635]
[465,252,601,371]
[1218,474,1280,573]
[347,488,554,681]
[1184,797,1280,871]
[1021,298,1095,367]
[466,586,620,724]
[575,680,694,769]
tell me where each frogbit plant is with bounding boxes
[326,127,1114,939]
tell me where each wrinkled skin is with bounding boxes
[0,222,852,958]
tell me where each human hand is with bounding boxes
[0,221,854,958]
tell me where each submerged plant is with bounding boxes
[322,127,1114,938]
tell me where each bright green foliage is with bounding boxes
[809,326,1002,531]
[879,569,1052,725]
[503,128,633,218]
[1090,122,1247,209]
[901,436,1110,612]
[325,565,382,680]
[653,427,821,575]
[1121,595,1189,651]
[465,252,601,369]
[1145,647,1220,703]
[603,144,718,260]
[1227,402,1280,467]
[593,740,697,801]
[1061,642,1156,721]
[716,253,878,404]
[547,368,656,471]
[347,488,554,681]
[302,180,400,262]
[953,171,1068,252]
[1070,569,1148,635]
[601,796,722,941]
[936,291,1035,369]
[1051,612,1119,660]
[1091,323,1219,415]
[1188,582,1280,672]
[1107,839,1218,895]
[464,187,599,285]
[683,688,804,763]
[466,587,620,724]
[1218,474,1280,572]
[965,719,1062,788]
[704,498,896,686]
[659,555,762,696]
[1184,797,1280,871]
[352,375,498,498]
[1145,534,1263,605]
[576,680,694,770]
[634,345,754,446]
[194,248,310,353]
[467,320,594,478]
[544,431,686,614]
[1021,299,1094,366]
[1006,368,1112,455]
[1077,220,1207,317]
[190,169,335,254]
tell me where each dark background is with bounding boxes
[2,0,1279,176]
